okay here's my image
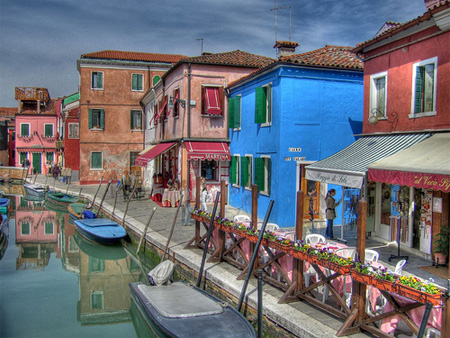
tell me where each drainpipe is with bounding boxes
[187,63,191,139]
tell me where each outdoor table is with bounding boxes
[151,184,164,202]
[162,189,180,207]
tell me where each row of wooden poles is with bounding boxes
[187,178,450,338]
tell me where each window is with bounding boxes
[255,84,272,125]
[44,222,54,235]
[91,72,103,89]
[153,75,161,86]
[240,155,253,189]
[153,103,158,126]
[91,152,103,170]
[201,86,223,116]
[45,152,54,164]
[411,57,437,116]
[369,71,387,118]
[44,124,53,137]
[68,123,79,139]
[131,110,143,130]
[21,222,30,235]
[255,156,271,195]
[20,123,30,137]
[88,109,105,130]
[230,155,240,186]
[91,291,104,310]
[130,152,139,166]
[132,74,143,91]
[172,88,180,118]
[201,159,216,180]
[19,152,27,165]
[89,258,105,273]
[228,96,241,129]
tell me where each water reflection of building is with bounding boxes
[15,196,59,270]
[60,214,80,274]
[76,235,141,325]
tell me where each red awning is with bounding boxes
[135,142,175,166]
[17,148,55,153]
[368,169,450,193]
[186,142,230,161]
[204,87,221,116]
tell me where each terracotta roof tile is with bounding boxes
[180,50,275,68]
[20,99,58,115]
[0,107,18,118]
[280,45,363,70]
[81,50,187,64]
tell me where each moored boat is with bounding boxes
[129,281,256,338]
[74,218,127,245]
[23,183,46,198]
[68,203,95,220]
[0,213,9,261]
[46,191,79,205]
[0,197,10,214]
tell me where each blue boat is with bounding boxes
[74,218,127,245]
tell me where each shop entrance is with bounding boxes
[413,189,433,253]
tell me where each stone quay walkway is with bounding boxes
[32,175,447,338]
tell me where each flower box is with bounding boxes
[372,277,397,294]
[396,283,443,306]
[290,249,308,261]
[265,240,292,253]
[351,270,374,285]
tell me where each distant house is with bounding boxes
[76,50,186,184]
[61,92,80,181]
[227,43,364,228]
[0,107,17,166]
[14,87,60,175]
[139,50,275,201]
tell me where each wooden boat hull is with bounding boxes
[23,183,46,197]
[46,191,78,205]
[129,282,256,338]
[74,218,127,245]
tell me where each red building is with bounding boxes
[61,93,80,181]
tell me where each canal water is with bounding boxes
[0,195,157,338]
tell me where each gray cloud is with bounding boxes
[0,0,426,106]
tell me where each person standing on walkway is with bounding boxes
[325,188,342,240]
[121,169,132,199]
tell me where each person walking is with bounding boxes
[325,188,342,240]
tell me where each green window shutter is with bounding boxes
[255,158,265,191]
[414,66,424,113]
[44,125,52,137]
[241,156,249,187]
[88,109,93,129]
[235,96,241,128]
[21,124,27,136]
[100,109,105,129]
[153,75,161,86]
[92,152,102,169]
[138,74,143,90]
[132,74,137,90]
[130,111,134,129]
[255,87,266,123]
[267,158,271,195]
[230,156,236,184]
[228,97,235,127]
[98,72,103,88]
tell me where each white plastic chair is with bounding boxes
[305,234,326,245]
[394,259,407,275]
[233,215,250,223]
[266,223,280,232]
[364,249,379,263]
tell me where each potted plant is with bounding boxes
[433,225,449,266]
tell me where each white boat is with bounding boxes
[23,183,46,198]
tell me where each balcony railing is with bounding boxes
[15,87,50,104]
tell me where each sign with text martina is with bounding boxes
[368,169,450,193]
[305,168,364,189]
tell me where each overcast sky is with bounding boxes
[0,0,428,107]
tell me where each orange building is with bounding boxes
[76,50,186,184]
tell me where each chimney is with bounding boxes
[273,41,299,59]
[425,0,444,10]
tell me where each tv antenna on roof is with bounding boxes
[196,38,204,54]
[270,1,292,42]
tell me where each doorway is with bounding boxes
[32,153,41,174]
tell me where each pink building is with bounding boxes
[14,87,60,174]
[139,51,275,199]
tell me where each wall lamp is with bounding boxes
[368,108,399,127]
[168,96,186,109]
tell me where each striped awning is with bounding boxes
[17,148,56,153]
[305,133,431,189]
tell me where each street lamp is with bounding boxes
[168,96,186,109]
[368,108,399,127]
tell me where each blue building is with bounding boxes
[227,43,364,229]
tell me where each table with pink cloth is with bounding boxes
[162,189,181,207]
